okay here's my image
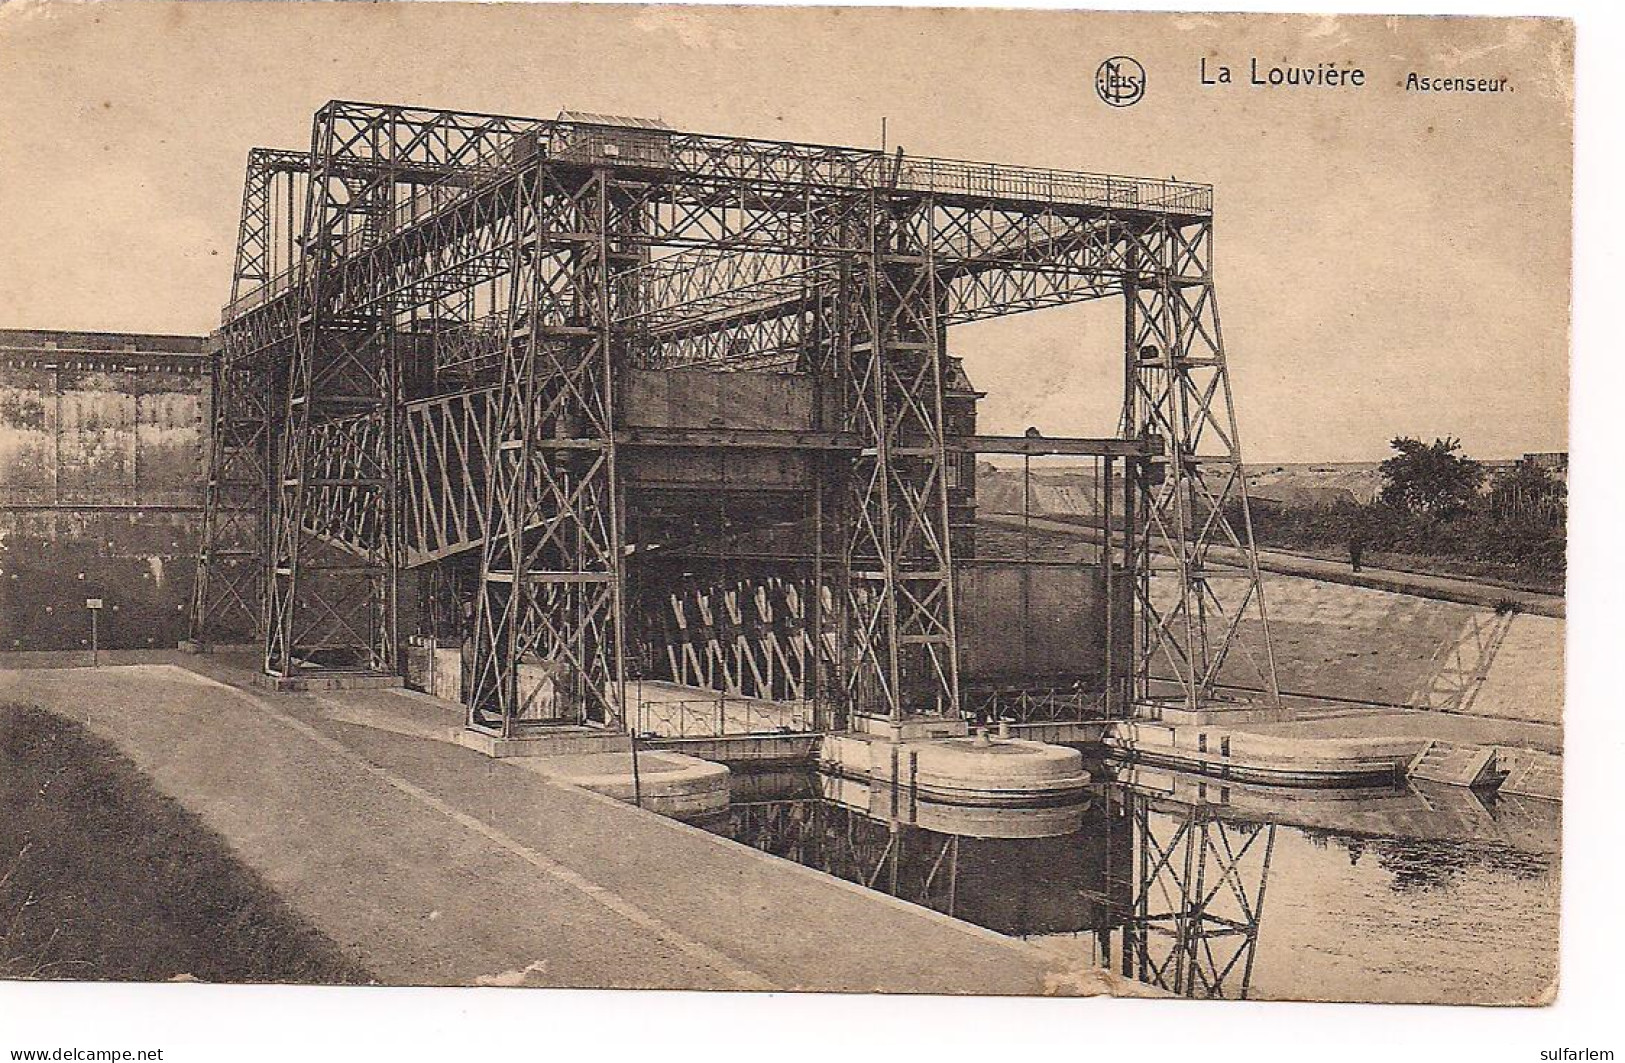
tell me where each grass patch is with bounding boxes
[1,702,370,984]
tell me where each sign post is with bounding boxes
[86,598,103,667]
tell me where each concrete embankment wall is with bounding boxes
[1215,573,1563,725]
[0,330,208,651]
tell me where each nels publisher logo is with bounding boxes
[1096,56,1146,107]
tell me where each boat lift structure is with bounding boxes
[188,100,1279,738]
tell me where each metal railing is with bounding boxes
[634,693,816,738]
[222,125,1212,323]
[965,686,1112,724]
[894,156,1211,214]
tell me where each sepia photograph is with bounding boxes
[0,0,1606,1056]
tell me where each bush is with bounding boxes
[1230,491,1565,581]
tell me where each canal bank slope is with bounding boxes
[980,512,1564,725]
[0,657,1141,996]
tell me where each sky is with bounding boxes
[0,3,1572,462]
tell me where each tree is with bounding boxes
[1377,436,1484,520]
[1488,461,1567,526]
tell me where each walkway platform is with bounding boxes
[1236,704,1563,756]
[0,654,1141,995]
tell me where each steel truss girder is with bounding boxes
[1123,219,1280,711]
[639,302,823,371]
[612,208,1136,369]
[223,126,1173,372]
[302,409,392,558]
[627,247,833,331]
[403,388,494,567]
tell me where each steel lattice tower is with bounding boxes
[1122,219,1281,713]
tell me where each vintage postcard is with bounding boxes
[0,1,1571,1019]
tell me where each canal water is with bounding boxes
[698,761,1559,1004]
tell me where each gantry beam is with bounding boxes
[215,101,1209,369]
[398,384,1155,568]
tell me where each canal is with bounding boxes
[698,761,1559,1004]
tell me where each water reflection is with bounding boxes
[720,769,1088,923]
[705,761,1560,1002]
[1117,800,1275,998]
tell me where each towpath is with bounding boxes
[979,513,1564,618]
[0,655,1130,995]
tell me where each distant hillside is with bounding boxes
[1245,463,1382,506]
[976,463,1102,517]
[977,461,1383,517]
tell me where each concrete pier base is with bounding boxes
[822,731,1091,807]
[514,750,731,819]
[253,671,404,693]
[456,727,631,759]
[1106,720,1424,787]
[454,727,731,818]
